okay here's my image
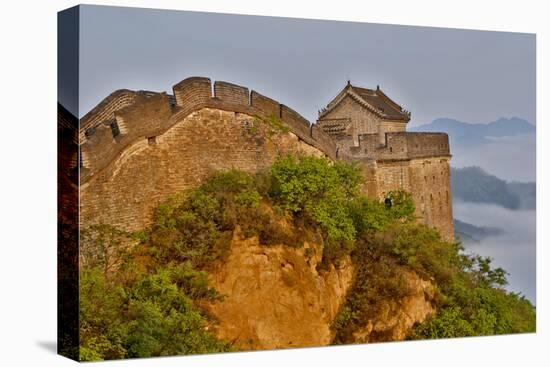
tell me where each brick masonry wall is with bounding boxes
[79,76,453,241]
[405,132,451,159]
[341,132,450,162]
[214,81,249,105]
[80,90,137,135]
[173,77,212,108]
[370,156,454,241]
[250,91,280,116]
[408,157,454,241]
[80,93,173,182]
[80,108,325,231]
[80,77,338,184]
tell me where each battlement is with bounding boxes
[173,77,212,111]
[343,132,451,162]
[80,89,137,134]
[77,77,454,241]
[79,77,338,182]
[214,81,249,105]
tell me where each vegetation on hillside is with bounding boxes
[79,155,535,360]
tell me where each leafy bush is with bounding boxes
[384,190,416,222]
[269,155,362,262]
[144,170,267,268]
[79,261,231,361]
[123,267,230,357]
[410,288,535,339]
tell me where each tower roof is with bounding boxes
[319,82,411,122]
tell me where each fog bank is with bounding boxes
[453,201,536,303]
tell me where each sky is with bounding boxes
[67,5,535,126]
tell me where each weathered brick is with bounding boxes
[78,76,454,241]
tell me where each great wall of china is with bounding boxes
[59,76,454,240]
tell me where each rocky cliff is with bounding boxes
[205,226,434,350]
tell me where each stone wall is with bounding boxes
[81,107,327,231]
[340,132,450,162]
[79,76,454,241]
[80,77,338,184]
[80,89,137,135]
[350,155,454,241]
[407,157,454,241]
[333,130,453,240]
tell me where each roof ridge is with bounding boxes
[374,88,403,112]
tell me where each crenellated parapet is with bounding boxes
[80,89,138,137]
[172,77,212,113]
[77,76,454,240]
[341,132,451,162]
[79,77,338,183]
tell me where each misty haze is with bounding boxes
[451,134,535,182]
[454,201,535,303]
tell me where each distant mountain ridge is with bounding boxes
[412,117,534,137]
[411,117,535,147]
[454,219,505,243]
[451,166,535,210]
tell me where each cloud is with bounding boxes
[453,200,536,303]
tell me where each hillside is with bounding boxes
[454,219,504,243]
[451,166,535,210]
[76,156,535,360]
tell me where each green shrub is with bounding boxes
[79,262,231,361]
[123,268,230,357]
[269,155,361,257]
[384,190,416,221]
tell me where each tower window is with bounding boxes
[110,121,120,137]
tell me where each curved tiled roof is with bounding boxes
[319,82,411,122]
